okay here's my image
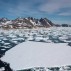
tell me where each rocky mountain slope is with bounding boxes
[0,17,54,29]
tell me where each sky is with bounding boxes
[0,0,71,24]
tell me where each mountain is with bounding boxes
[0,17,55,29]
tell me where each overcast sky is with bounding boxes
[0,0,71,24]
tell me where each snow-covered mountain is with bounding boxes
[0,17,54,29]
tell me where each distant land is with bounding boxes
[0,17,71,29]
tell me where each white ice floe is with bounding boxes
[4,43,10,46]
[1,41,71,70]
[1,49,6,51]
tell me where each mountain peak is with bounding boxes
[0,17,54,29]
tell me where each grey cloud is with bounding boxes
[39,0,71,13]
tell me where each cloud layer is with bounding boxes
[0,0,71,16]
[0,0,71,24]
[39,0,71,14]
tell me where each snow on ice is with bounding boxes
[0,27,71,70]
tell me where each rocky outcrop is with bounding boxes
[0,17,54,29]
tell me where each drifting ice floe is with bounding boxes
[1,41,71,70]
[0,27,71,70]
